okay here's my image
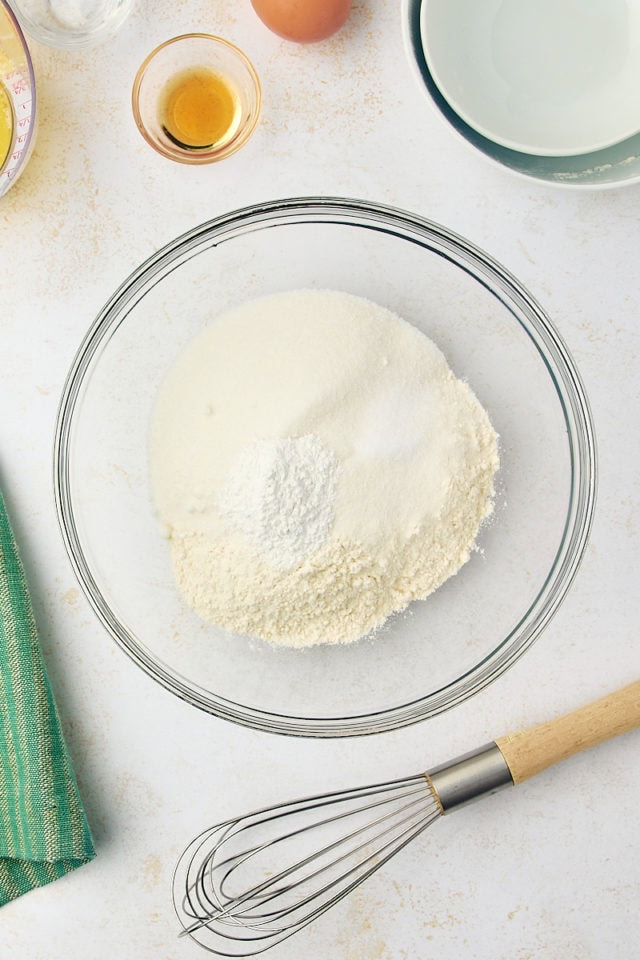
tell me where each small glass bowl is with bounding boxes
[0,0,37,198]
[54,198,597,738]
[132,34,262,165]
[8,0,133,49]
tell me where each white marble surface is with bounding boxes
[1,1,639,958]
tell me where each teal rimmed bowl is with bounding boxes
[403,0,640,190]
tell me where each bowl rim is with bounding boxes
[53,196,598,737]
[401,0,640,191]
[0,0,37,190]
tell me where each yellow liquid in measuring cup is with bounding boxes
[0,79,14,170]
[159,68,238,150]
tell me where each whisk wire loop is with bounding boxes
[174,774,441,956]
[212,791,434,928]
[215,782,430,901]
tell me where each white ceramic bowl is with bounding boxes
[403,0,640,190]
[421,0,640,157]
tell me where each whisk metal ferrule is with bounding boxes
[426,742,513,814]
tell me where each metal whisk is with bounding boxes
[174,681,640,956]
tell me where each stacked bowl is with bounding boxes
[403,0,640,189]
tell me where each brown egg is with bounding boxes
[250,0,352,43]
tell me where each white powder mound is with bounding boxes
[149,289,499,647]
[217,435,340,569]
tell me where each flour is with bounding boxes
[149,289,499,647]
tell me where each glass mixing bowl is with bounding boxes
[54,198,596,737]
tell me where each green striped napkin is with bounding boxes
[0,488,95,906]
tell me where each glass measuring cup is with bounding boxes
[0,0,36,198]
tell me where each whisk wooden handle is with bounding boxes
[495,680,640,784]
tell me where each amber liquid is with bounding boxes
[159,67,239,150]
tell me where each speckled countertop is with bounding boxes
[1,2,639,958]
